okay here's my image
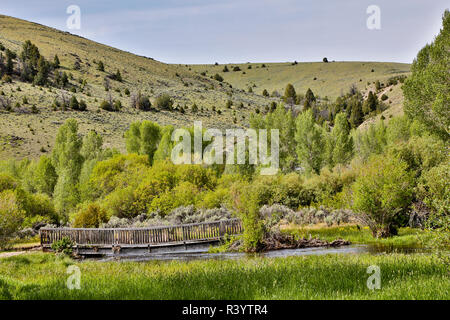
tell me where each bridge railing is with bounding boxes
[40,218,243,247]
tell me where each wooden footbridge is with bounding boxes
[40,219,243,256]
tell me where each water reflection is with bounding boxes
[95,244,433,263]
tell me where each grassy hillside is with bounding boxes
[0,15,410,160]
[0,15,271,159]
[189,61,410,99]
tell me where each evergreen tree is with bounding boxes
[284,83,296,104]
[53,54,60,68]
[97,60,105,72]
[5,49,15,75]
[305,88,316,105]
[363,91,378,114]
[33,56,50,85]
[349,98,363,128]
[69,96,79,110]
[115,69,122,82]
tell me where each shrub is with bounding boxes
[51,237,73,255]
[214,74,223,82]
[155,94,173,110]
[0,174,18,193]
[381,94,388,101]
[1,75,12,83]
[73,203,108,228]
[102,187,137,219]
[351,155,414,238]
[0,190,26,249]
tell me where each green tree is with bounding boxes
[51,119,83,215]
[284,83,296,104]
[330,113,353,166]
[352,155,414,238]
[0,190,26,249]
[53,54,60,68]
[295,109,324,174]
[97,60,105,72]
[125,121,162,163]
[403,10,449,141]
[363,91,378,115]
[33,156,58,196]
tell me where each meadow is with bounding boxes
[0,251,448,300]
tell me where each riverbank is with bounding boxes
[0,252,448,299]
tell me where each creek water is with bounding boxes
[96,244,431,262]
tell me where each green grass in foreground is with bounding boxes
[283,225,437,248]
[0,252,448,300]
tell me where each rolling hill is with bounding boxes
[0,15,410,160]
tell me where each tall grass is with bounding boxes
[0,252,447,300]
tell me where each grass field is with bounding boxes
[0,252,447,300]
[189,61,410,100]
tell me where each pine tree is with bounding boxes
[349,99,363,128]
[97,60,105,72]
[53,55,60,69]
[284,83,296,104]
[33,56,50,85]
[115,69,122,82]
[363,91,378,115]
[305,88,316,105]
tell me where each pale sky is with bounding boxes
[0,0,448,64]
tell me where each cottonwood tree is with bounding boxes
[295,109,324,174]
[51,119,83,215]
[125,121,162,164]
[403,10,449,141]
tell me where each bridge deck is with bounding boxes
[40,219,243,249]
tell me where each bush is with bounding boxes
[381,94,388,101]
[0,174,18,193]
[155,94,173,110]
[0,190,26,249]
[351,155,414,238]
[73,203,108,228]
[214,74,223,82]
[51,237,73,255]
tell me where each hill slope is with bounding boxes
[0,15,270,159]
[0,15,410,160]
[189,61,410,99]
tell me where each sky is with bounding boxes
[0,0,448,64]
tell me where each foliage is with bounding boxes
[50,237,73,255]
[295,109,324,174]
[125,121,162,163]
[403,10,449,141]
[73,203,108,228]
[0,190,25,248]
[351,155,414,238]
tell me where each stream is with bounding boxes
[96,244,432,262]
